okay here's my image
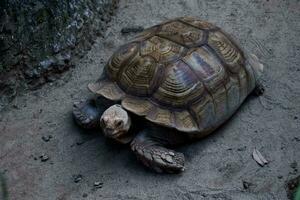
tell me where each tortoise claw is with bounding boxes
[131,141,185,173]
[253,83,265,96]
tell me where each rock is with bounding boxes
[289,162,298,175]
[76,140,85,146]
[290,162,298,170]
[41,135,52,142]
[243,181,253,190]
[12,104,19,109]
[237,146,247,151]
[293,137,300,142]
[73,174,83,183]
[94,181,103,188]
[40,154,49,162]
[82,193,88,198]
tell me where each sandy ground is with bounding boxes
[1,0,300,199]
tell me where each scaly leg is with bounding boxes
[130,127,187,173]
[253,82,265,96]
[73,97,112,129]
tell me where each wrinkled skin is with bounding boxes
[100,105,189,173]
[73,100,189,173]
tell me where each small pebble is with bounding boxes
[237,146,247,151]
[12,104,19,109]
[73,174,83,183]
[242,181,252,189]
[290,162,297,169]
[82,193,88,198]
[201,193,207,197]
[293,137,300,142]
[42,135,52,142]
[278,175,283,179]
[76,141,85,146]
[94,181,103,188]
[40,154,49,162]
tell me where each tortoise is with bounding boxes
[73,16,264,173]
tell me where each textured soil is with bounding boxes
[0,0,300,200]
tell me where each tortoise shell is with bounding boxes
[88,17,257,135]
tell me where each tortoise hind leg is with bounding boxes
[73,97,110,129]
[252,82,265,96]
[130,128,187,173]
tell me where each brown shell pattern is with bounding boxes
[89,17,255,134]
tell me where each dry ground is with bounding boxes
[1,0,300,199]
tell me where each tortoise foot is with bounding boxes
[131,139,185,173]
[73,99,102,129]
[253,83,265,96]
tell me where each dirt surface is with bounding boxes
[1,0,299,199]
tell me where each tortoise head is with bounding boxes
[100,104,133,144]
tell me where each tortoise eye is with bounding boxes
[116,120,123,127]
[100,118,105,125]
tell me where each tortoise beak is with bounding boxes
[103,128,133,144]
[104,128,117,137]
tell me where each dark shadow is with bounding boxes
[0,171,8,200]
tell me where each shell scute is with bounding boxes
[173,110,198,132]
[140,36,186,63]
[118,55,159,96]
[145,106,175,128]
[225,77,240,113]
[88,81,125,101]
[106,42,139,80]
[157,21,205,47]
[190,95,215,132]
[179,16,218,30]
[183,46,226,92]
[121,96,154,116]
[208,31,244,73]
[152,60,204,108]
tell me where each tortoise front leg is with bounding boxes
[73,97,112,129]
[130,128,187,173]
